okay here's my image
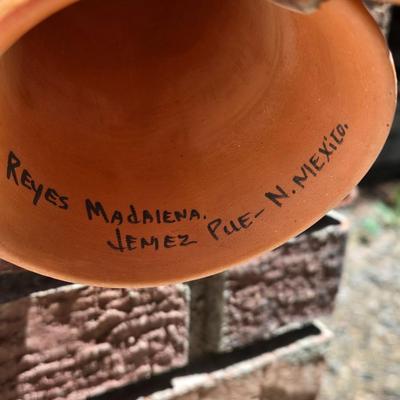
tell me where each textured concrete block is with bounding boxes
[141,321,332,400]
[0,284,189,400]
[190,212,347,356]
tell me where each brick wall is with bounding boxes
[0,211,348,399]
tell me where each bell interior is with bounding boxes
[0,0,395,286]
[0,0,287,224]
[0,0,282,154]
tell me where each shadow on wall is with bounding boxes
[364,9,400,182]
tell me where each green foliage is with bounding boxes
[357,185,400,243]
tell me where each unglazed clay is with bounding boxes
[0,0,396,287]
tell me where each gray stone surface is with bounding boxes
[190,212,348,356]
[0,284,189,400]
[319,184,400,400]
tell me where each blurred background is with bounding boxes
[319,6,400,399]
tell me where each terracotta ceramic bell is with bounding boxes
[0,0,396,287]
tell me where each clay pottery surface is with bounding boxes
[0,0,396,287]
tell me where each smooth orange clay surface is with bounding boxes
[0,0,396,287]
